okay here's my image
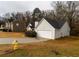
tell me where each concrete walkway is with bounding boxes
[0,37,49,44]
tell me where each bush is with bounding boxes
[3,29,12,32]
[8,29,12,32]
[25,31,37,37]
[3,29,8,32]
[71,30,79,36]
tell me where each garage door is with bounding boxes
[37,31,52,39]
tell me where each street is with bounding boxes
[0,37,49,44]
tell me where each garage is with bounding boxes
[37,31,52,39]
[35,18,70,39]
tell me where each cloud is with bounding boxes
[0,1,52,15]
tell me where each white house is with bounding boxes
[5,22,13,31]
[35,18,70,40]
[27,23,32,31]
[26,21,39,31]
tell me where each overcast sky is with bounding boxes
[0,1,53,16]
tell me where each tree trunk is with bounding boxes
[8,22,10,32]
[69,18,73,35]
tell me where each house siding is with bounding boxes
[35,18,55,31]
[55,21,70,39]
[35,18,55,39]
[35,18,70,39]
[5,22,13,31]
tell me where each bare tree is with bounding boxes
[51,1,67,20]
[51,1,79,35]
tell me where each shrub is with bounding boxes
[3,29,8,32]
[25,31,37,37]
[3,29,12,32]
[8,29,12,32]
[71,30,79,36]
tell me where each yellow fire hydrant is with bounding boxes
[12,40,19,50]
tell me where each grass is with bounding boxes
[0,49,28,57]
[0,32,25,38]
[0,36,79,56]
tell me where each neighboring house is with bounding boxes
[4,19,26,32]
[13,19,26,32]
[5,22,13,31]
[4,12,27,32]
[26,21,39,31]
[35,18,70,40]
[26,23,32,31]
[0,25,4,29]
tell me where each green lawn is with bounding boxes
[0,36,79,57]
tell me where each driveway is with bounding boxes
[0,37,49,44]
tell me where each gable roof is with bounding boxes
[44,18,66,29]
[35,17,66,29]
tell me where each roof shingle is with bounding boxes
[44,18,66,29]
